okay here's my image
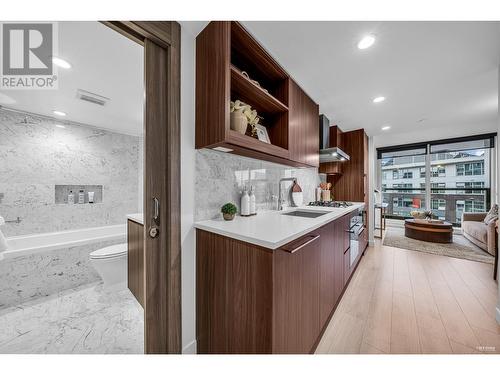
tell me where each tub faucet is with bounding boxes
[5,217,21,224]
[278,177,296,210]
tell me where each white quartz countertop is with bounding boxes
[127,213,143,225]
[194,203,365,249]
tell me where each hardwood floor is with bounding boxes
[316,239,500,354]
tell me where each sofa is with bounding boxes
[461,212,497,257]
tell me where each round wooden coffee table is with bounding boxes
[404,219,453,243]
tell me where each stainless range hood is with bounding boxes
[319,114,350,163]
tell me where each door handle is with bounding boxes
[149,197,160,239]
[153,197,160,224]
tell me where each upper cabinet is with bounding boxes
[195,21,319,168]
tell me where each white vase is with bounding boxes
[230,110,248,134]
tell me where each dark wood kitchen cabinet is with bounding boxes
[196,212,360,354]
[127,219,144,307]
[318,220,345,329]
[288,80,320,167]
[274,232,321,353]
[195,21,319,168]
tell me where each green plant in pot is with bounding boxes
[221,202,237,221]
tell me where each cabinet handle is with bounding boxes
[283,234,321,254]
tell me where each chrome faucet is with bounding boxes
[278,177,297,210]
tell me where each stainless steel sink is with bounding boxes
[281,210,328,218]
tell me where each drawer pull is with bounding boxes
[283,234,321,254]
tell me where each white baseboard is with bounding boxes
[496,307,500,325]
[182,339,197,354]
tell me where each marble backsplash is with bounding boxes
[0,109,141,237]
[195,148,320,221]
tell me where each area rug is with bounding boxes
[382,227,495,264]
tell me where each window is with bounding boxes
[431,199,446,211]
[456,161,484,176]
[430,166,445,177]
[393,197,420,208]
[378,135,493,225]
[421,183,446,194]
[456,181,485,194]
[393,169,413,179]
[456,199,486,223]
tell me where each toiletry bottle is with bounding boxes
[241,188,250,217]
[78,189,85,204]
[249,186,256,215]
[88,191,95,204]
[68,190,75,204]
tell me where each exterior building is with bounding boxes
[381,150,490,225]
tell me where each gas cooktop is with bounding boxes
[308,201,353,208]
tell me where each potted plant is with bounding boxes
[221,202,237,221]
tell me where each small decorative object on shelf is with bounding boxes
[241,71,269,93]
[254,124,271,144]
[221,202,237,221]
[230,100,262,136]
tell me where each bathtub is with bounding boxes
[3,224,127,259]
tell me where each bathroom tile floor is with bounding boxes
[0,282,144,354]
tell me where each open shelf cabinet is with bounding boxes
[196,21,319,168]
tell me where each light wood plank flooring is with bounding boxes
[316,239,500,354]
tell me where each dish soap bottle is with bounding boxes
[241,188,250,217]
[68,190,75,204]
[249,186,256,215]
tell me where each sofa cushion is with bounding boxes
[462,220,488,244]
[483,204,498,224]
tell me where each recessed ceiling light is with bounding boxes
[52,57,72,69]
[381,125,391,131]
[55,124,66,129]
[357,35,376,50]
[373,96,386,103]
[53,110,66,117]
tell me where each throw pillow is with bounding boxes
[483,204,498,224]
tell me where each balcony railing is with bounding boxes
[382,187,491,226]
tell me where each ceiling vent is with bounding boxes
[76,89,110,106]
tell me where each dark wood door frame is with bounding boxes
[102,21,181,354]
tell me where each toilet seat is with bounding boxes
[90,243,127,260]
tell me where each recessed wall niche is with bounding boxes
[55,185,103,204]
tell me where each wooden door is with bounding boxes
[103,21,181,354]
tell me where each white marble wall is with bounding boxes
[195,148,320,221]
[0,239,123,309]
[0,109,141,236]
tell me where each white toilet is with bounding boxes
[89,243,128,290]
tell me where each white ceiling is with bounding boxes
[0,22,144,136]
[240,21,500,141]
